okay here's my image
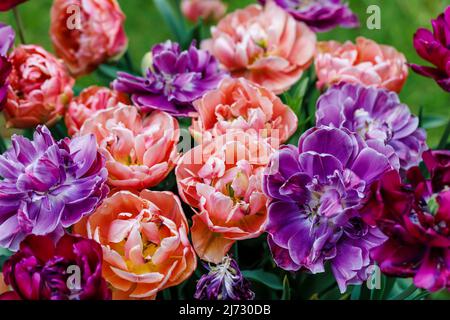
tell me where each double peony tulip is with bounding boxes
[65,86,128,136]
[74,190,197,299]
[176,133,273,263]
[0,234,111,300]
[79,104,180,190]
[410,6,450,92]
[181,0,227,23]
[316,83,427,171]
[315,37,408,93]
[50,0,128,77]
[190,77,298,145]
[204,2,316,94]
[0,126,109,251]
[263,126,392,293]
[3,45,74,129]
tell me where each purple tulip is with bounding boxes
[0,234,111,300]
[195,256,255,300]
[316,83,427,171]
[0,23,14,110]
[113,41,227,117]
[259,0,359,32]
[263,126,392,293]
[0,126,109,251]
[410,6,450,92]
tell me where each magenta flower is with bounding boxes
[0,23,15,110]
[113,41,227,117]
[410,6,450,92]
[0,0,28,12]
[259,0,359,32]
[0,126,109,251]
[362,150,450,292]
[316,83,427,171]
[0,234,111,300]
[195,256,254,300]
[263,126,392,292]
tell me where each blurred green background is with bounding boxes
[0,0,448,146]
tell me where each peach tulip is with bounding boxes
[4,45,74,129]
[74,190,196,299]
[65,86,128,136]
[315,37,408,92]
[50,0,128,77]
[203,2,316,94]
[190,77,298,145]
[78,104,179,189]
[181,0,227,23]
[176,133,273,263]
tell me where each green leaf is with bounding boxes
[281,275,291,300]
[242,270,283,291]
[421,115,448,129]
[392,284,419,300]
[154,0,187,45]
[97,64,120,80]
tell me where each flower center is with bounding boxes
[354,108,391,142]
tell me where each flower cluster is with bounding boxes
[0,0,448,301]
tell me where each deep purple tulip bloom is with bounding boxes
[259,0,359,32]
[410,6,450,92]
[316,83,427,171]
[195,256,255,300]
[0,234,111,300]
[0,126,109,251]
[113,41,227,117]
[362,150,450,292]
[0,0,27,12]
[263,126,392,293]
[0,23,15,110]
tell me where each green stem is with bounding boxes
[124,51,134,73]
[13,7,26,44]
[437,119,450,149]
[233,242,239,262]
[0,135,7,154]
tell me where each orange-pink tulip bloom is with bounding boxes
[181,0,227,23]
[4,45,74,129]
[176,133,273,263]
[74,190,196,299]
[50,0,128,77]
[190,77,298,145]
[65,86,128,136]
[203,2,316,94]
[315,37,408,93]
[79,105,179,190]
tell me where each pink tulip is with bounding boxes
[4,45,74,129]
[190,77,298,145]
[79,105,179,190]
[204,2,316,94]
[50,0,128,77]
[65,86,129,136]
[181,0,227,23]
[74,190,196,299]
[315,37,408,93]
[176,133,273,263]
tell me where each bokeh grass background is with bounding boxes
[0,0,448,146]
